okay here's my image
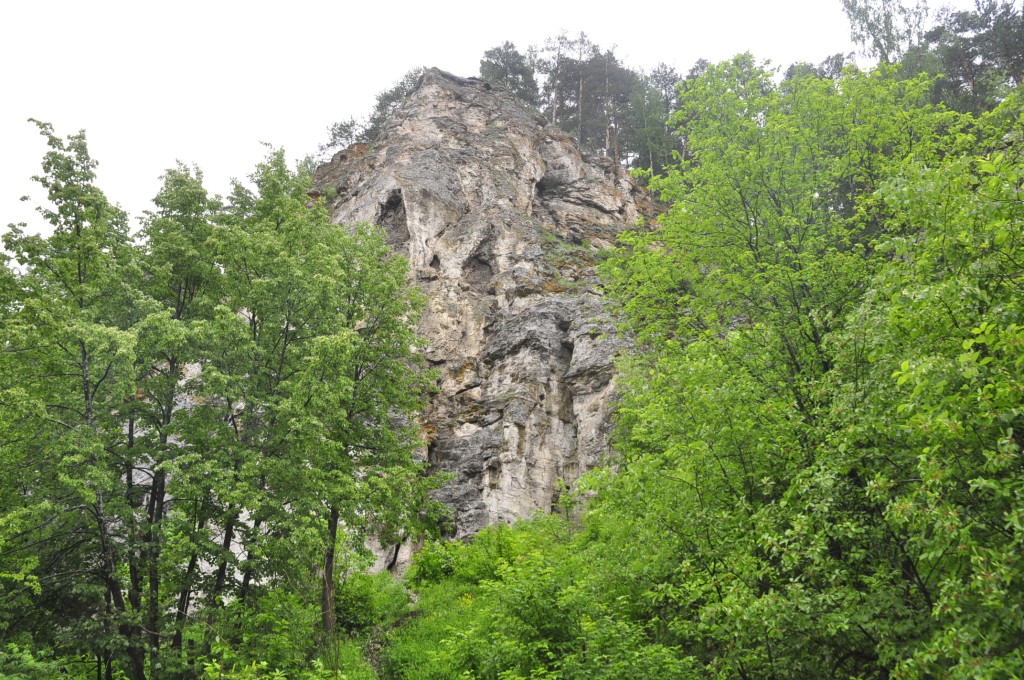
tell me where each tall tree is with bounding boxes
[842,0,930,63]
[210,149,441,638]
[539,32,569,125]
[909,0,1024,112]
[537,34,645,157]
[1,120,148,679]
[130,163,227,673]
[622,69,679,173]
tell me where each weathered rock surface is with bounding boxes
[314,69,653,540]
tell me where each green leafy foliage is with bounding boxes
[0,126,439,679]
[824,111,1024,676]
[389,58,1023,680]
[335,571,411,636]
[0,643,92,679]
[384,517,694,680]
[7,31,1024,680]
[593,60,1024,679]
[844,0,1024,113]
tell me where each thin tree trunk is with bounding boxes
[604,56,611,154]
[202,511,237,657]
[210,512,236,603]
[614,124,620,167]
[238,516,265,602]
[146,375,174,673]
[126,417,144,615]
[147,470,166,674]
[321,505,340,634]
[172,512,207,653]
[578,72,584,145]
[551,79,559,124]
[97,494,147,680]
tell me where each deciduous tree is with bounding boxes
[0,130,441,679]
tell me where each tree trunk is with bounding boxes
[126,418,144,616]
[551,79,560,124]
[321,505,340,635]
[202,511,237,657]
[604,56,611,154]
[147,469,166,674]
[210,512,236,603]
[577,72,585,146]
[238,516,264,602]
[97,501,147,680]
[172,511,207,653]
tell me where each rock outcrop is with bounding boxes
[314,69,653,540]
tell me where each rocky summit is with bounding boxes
[313,68,654,543]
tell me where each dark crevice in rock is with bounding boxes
[484,457,501,489]
[452,383,479,397]
[378,189,409,253]
[560,193,618,214]
[462,254,494,292]
[384,543,401,572]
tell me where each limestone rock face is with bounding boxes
[314,69,652,539]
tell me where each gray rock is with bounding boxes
[314,68,653,543]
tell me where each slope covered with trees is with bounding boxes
[4,1,1024,677]
[371,53,1024,680]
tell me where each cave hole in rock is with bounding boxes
[429,254,440,270]
[535,180,547,198]
[385,543,401,572]
[378,188,410,250]
[462,250,494,292]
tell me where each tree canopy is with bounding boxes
[0,125,441,680]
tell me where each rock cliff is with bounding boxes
[313,69,653,541]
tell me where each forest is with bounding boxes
[2,0,1023,678]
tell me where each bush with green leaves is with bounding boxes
[384,516,694,680]
[335,571,411,635]
[0,643,92,680]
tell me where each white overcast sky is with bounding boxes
[1,0,976,232]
